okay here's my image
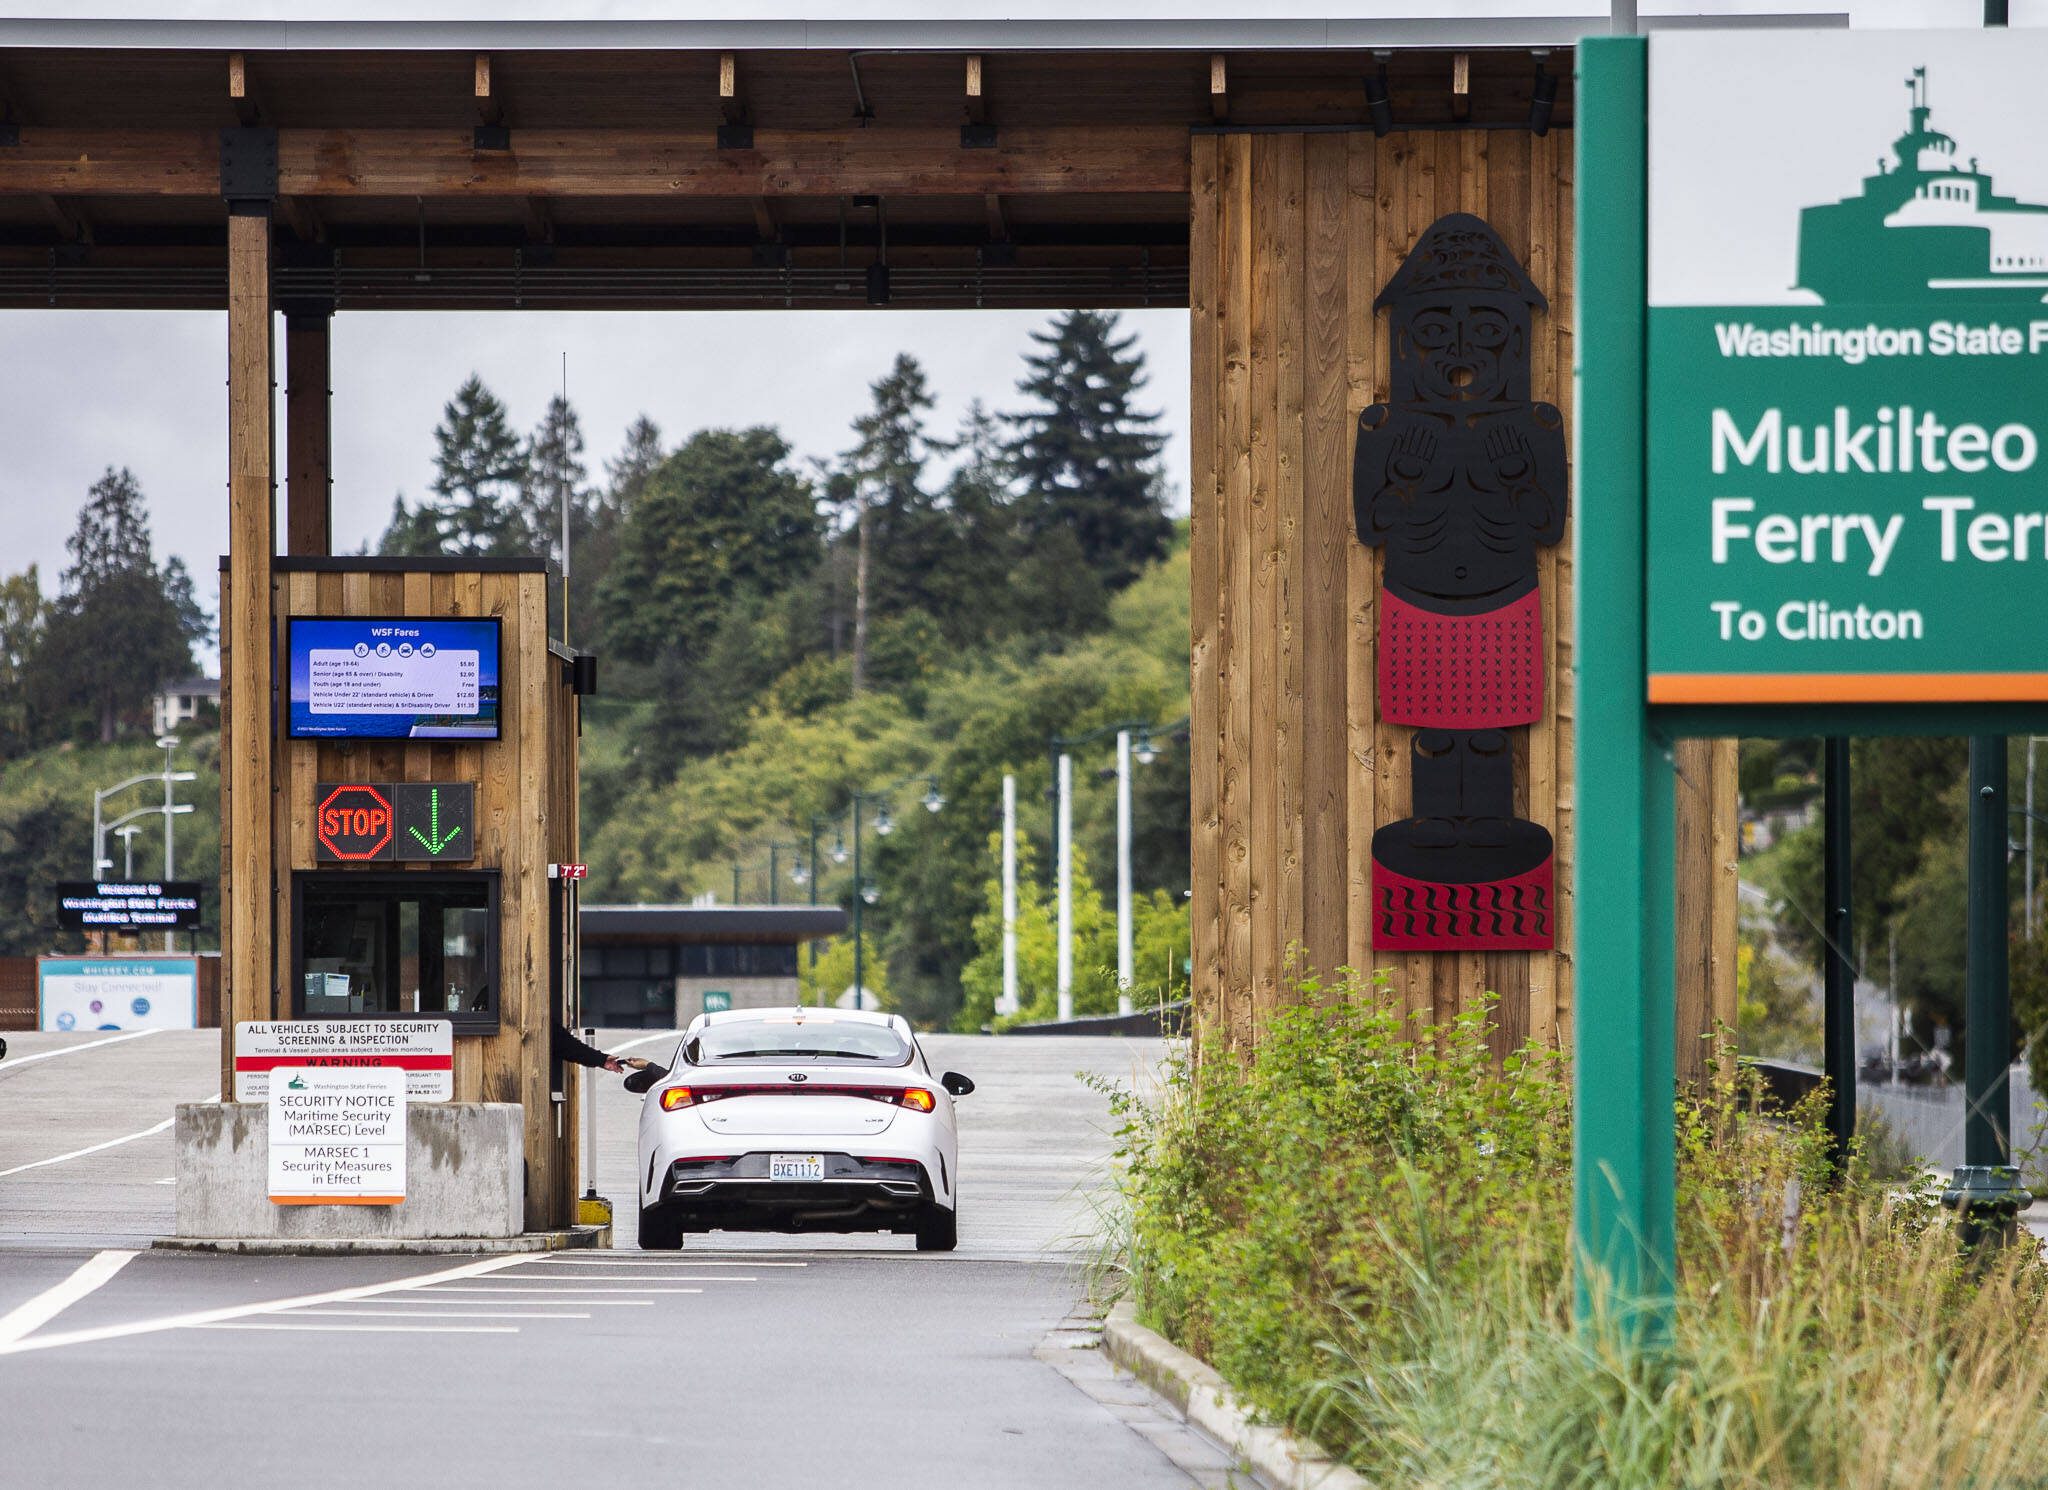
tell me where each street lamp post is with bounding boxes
[1116,729,1134,1017]
[783,777,943,1011]
[1000,773,1018,1017]
[1056,752,1073,1021]
[116,824,141,878]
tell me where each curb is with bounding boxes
[152,1224,611,1255]
[1102,1299,1368,1490]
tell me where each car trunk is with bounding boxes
[697,1091,903,1138]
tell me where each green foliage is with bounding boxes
[0,564,45,757]
[797,932,889,1010]
[31,468,205,744]
[1007,310,1172,593]
[1735,934,1820,1062]
[1108,984,2048,1489]
[597,426,820,667]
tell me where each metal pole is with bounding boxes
[2027,737,2037,941]
[1056,753,1073,1021]
[91,789,103,878]
[1116,730,1134,1017]
[1001,773,1018,1017]
[1965,736,2012,1168]
[852,797,864,1011]
[1611,0,1638,35]
[769,844,779,907]
[731,864,741,904]
[1822,737,1855,1172]
[161,736,177,951]
[119,827,136,878]
[807,818,821,984]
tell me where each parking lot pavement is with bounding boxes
[0,1029,1209,1489]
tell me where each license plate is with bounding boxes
[769,1153,825,1182]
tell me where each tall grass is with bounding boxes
[1103,972,2048,1489]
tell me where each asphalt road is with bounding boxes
[0,1028,1229,1490]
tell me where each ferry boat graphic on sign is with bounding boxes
[1797,67,2048,305]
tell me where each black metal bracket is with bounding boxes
[960,123,998,149]
[473,123,511,152]
[219,126,278,205]
[717,123,755,150]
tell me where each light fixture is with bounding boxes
[1529,67,1558,138]
[1134,731,1158,766]
[1364,64,1393,137]
[922,782,945,814]
[861,882,880,905]
[831,833,848,864]
[874,806,895,837]
[790,860,809,886]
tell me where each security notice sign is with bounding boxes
[268,1066,406,1205]
[234,1020,453,1101]
[1648,30,2048,704]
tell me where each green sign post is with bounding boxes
[1578,26,2048,1333]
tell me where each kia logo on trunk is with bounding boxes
[787,1072,808,1083]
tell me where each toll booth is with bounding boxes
[179,556,588,1238]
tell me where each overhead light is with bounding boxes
[1134,731,1158,767]
[1530,68,1559,137]
[922,784,945,814]
[861,882,880,905]
[831,834,848,864]
[874,806,895,837]
[790,861,809,886]
[1364,65,1393,137]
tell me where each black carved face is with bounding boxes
[1392,292,1527,405]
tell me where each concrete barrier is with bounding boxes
[174,1101,525,1240]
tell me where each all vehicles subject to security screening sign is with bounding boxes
[1648,31,2048,704]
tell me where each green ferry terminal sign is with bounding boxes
[1647,34,2048,705]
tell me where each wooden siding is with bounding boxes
[1189,128,1735,1058]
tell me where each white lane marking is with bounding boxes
[496,1274,728,1284]
[519,1258,802,1268]
[282,1309,592,1320]
[154,1177,176,1185]
[0,1091,219,1180]
[0,1253,529,1357]
[0,1250,140,1347]
[421,1283,703,1293]
[198,1323,517,1335]
[401,1291,654,1304]
[0,1030,158,1070]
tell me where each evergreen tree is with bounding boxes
[597,427,821,666]
[375,494,444,557]
[0,565,45,755]
[420,375,529,557]
[32,468,200,743]
[603,415,667,522]
[569,414,664,646]
[1006,310,1171,593]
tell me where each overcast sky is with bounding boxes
[0,0,2012,664]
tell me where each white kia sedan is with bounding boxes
[629,1007,973,1252]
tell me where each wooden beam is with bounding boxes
[983,191,1008,242]
[221,203,275,1091]
[0,126,1190,197]
[36,193,88,242]
[719,52,745,127]
[475,53,500,125]
[227,52,258,126]
[523,194,554,243]
[276,195,323,242]
[1452,52,1471,122]
[965,54,987,126]
[285,313,331,557]
[1210,54,1229,121]
[750,195,778,241]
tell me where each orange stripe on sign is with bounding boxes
[270,1196,405,1206]
[1648,673,2048,704]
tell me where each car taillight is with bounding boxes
[898,1087,936,1113]
[659,1087,698,1111]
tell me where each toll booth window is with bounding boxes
[295,873,499,1027]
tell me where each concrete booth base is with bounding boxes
[172,1101,526,1241]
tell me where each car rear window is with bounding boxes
[684,1016,913,1066]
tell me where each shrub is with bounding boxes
[1105,970,2048,1489]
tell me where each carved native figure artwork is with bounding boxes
[1357,213,1566,952]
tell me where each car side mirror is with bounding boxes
[941,1071,975,1097]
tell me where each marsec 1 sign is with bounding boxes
[1648,30,2048,704]
[267,1066,406,1206]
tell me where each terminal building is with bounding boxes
[577,904,847,1028]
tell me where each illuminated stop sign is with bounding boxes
[315,784,395,862]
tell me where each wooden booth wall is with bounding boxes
[1188,128,1737,1072]
[221,562,582,1228]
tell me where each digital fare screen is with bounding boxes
[287,617,501,741]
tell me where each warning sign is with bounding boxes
[268,1066,406,1205]
[234,1020,452,1101]
[315,783,394,862]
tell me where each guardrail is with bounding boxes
[1004,1001,1189,1037]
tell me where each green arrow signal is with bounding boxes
[407,787,463,855]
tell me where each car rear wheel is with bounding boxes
[914,1203,958,1252]
[637,1206,684,1251]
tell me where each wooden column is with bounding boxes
[1189,128,1738,1058]
[285,311,331,556]
[221,202,275,1090]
